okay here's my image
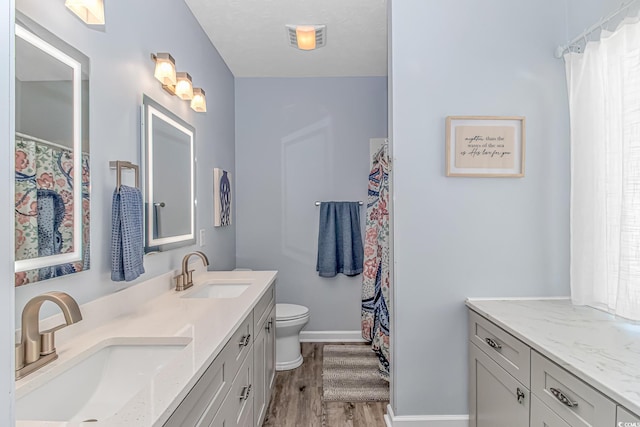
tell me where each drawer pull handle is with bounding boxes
[485,337,502,350]
[516,388,526,405]
[239,334,251,347]
[239,384,252,401]
[550,387,578,408]
[266,319,273,333]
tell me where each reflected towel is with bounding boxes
[111,185,145,282]
[316,202,364,278]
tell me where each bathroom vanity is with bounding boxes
[15,268,277,427]
[467,299,640,427]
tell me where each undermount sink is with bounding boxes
[182,280,251,299]
[16,336,191,423]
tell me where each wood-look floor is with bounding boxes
[263,342,388,427]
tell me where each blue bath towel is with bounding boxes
[316,202,364,277]
[111,185,145,282]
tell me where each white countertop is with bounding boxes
[466,298,640,415]
[15,268,277,427]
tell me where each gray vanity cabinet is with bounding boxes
[469,307,628,427]
[469,310,530,427]
[469,342,529,427]
[165,283,276,427]
[531,395,570,427]
[253,287,276,427]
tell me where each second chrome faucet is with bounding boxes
[175,251,210,291]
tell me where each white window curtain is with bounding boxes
[567,16,640,321]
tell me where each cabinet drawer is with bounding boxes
[231,345,254,427]
[531,350,616,427]
[618,406,640,424]
[531,395,571,427]
[254,284,275,335]
[469,342,529,427]
[469,310,531,387]
[229,314,254,378]
[165,315,253,426]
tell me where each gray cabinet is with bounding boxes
[469,342,529,427]
[469,308,627,427]
[166,283,276,427]
[254,302,275,427]
[531,395,570,427]
[618,406,640,424]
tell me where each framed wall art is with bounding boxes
[213,168,232,227]
[445,116,526,177]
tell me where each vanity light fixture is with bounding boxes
[174,72,194,100]
[65,0,105,25]
[286,24,326,50]
[191,88,207,112]
[151,53,177,86]
[150,53,206,112]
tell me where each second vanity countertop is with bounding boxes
[15,268,278,427]
[466,298,640,416]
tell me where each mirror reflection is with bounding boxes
[14,20,90,286]
[143,96,195,252]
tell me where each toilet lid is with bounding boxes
[276,303,309,321]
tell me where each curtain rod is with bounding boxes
[15,131,71,151]
[555,0,640,58]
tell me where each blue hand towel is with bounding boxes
[316,202,364,278]
[111,185,145,282]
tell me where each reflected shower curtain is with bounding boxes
[14,137,90,285]
[361,145,390,380]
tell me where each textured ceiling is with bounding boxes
[184,0,388,78]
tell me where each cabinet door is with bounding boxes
[469,342,529,427]
[531,395,570,427]
[265,306,276,395]
[618,406,640,424]
[253,324,267,427]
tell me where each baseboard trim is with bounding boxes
[385,405,469,427]
[299,330,367,342]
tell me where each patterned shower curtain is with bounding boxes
[361,145,390,380]
[14,137,90,286]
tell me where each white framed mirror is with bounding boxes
[14,15,90,286]
[142,95,196,252]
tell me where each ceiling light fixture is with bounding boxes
[191,88,207,113]
[65,0,105,25]
[285,24,326,51]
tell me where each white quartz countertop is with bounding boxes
[466,298,640,415]
[15,269,277,427]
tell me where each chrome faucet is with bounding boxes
[175,251,210,291]
[15,291,82,380]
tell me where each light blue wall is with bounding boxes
[390,0,572,416]
[13,0,236,321]
[1,0,16,424]
[235,77,387,331]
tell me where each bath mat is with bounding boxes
[322,345,389,402]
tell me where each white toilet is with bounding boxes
[275,303,310,371]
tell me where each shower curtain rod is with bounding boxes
[15,131,72,151]
[555,0,640,58]
[315,201,363,206]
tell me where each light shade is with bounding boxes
[295,26,316,50]
[191,88,207,113]
[65,0,105,25]
[152,53,176,86]
[175,72,194,100]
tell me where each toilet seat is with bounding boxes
[276,304,309,321]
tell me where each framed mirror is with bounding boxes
[14,15,90,286]
[142,95,196,252]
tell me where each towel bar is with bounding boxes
[109,161,140,190]
[315,201,363,206]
